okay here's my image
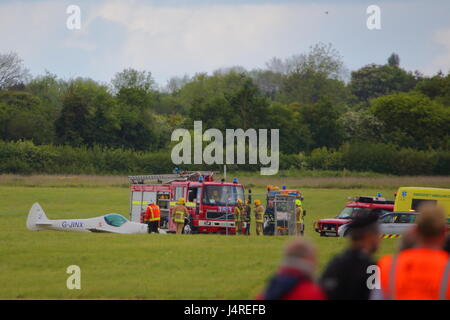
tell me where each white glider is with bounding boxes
[26,203,149,234]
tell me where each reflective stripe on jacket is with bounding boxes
[173,204,188,223]
[149,204,160,221]
[296,206,303,224]
[234,206,242,222]
[255,205,265,223]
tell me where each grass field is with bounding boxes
[1,174,448,299]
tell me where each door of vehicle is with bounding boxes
[380,213,396,234]
[391,213,416,234]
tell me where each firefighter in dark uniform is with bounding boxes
[244,199,251,235]
[319,213,381,300]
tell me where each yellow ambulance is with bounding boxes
[394,187,450,216]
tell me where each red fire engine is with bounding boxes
[314,195,394,237]
[128,171,247,234]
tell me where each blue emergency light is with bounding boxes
[233,177,238,184]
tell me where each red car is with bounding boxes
[314,196,394,237]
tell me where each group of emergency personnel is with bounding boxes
[234,198,304,236]
[143,197,189,235]
[152,196,305,236]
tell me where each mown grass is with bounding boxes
[0,183,401,299]
[1,173,449,189]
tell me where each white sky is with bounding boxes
[0,0,449,85]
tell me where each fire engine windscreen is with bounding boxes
[202,185,244,206]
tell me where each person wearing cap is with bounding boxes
[319,213,381,300]
[257,239,325,300]
[254,199,265,236]
[234,199,244,235]
[377,205,450,300]
[295,199,304,236]
[173,197,189,235]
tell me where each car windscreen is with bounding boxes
[104,214,128,227]
[337,207,371,219]
[202,185,244,206]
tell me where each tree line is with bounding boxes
[0,43,449,175]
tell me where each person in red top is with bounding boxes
[257,239,325,300]
[378,205,450,300]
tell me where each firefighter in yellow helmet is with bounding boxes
[173,197,188,235]
[295,199,304,236]
[254,199,265,236]
[234,199,244,235]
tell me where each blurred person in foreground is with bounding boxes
[258,239,325,300]
[377,205,449,300]
[370,228,418,299]
[320,213,381,300]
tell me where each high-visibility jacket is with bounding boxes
[149,204,161,221]
[234,206,242,222]
[296,206,303,224]
[173,204,188,224]
[144,206,151,223]
[378,248,450,300]
[255,205,265,223]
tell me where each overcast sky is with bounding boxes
[1,0,449,85]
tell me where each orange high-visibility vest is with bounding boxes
[149,204,160,221]
[144,206,152,223]
[378,248,450,300]
[145,204,160,222]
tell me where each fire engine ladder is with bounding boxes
[128,171,218,184]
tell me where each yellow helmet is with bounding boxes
[295,199,302,206]
[254,199,261,206]
[178,197,185,204]
[237,199,243,204]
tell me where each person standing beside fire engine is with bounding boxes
[145,201,161,234]
[254,200,265,236]
[173,197,189,235]
[295,199,304,236]
[244,199,251,235]
[234,199,244,235]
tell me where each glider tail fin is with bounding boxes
[26,203,51,231]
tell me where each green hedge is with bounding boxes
[0,140,448,175]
